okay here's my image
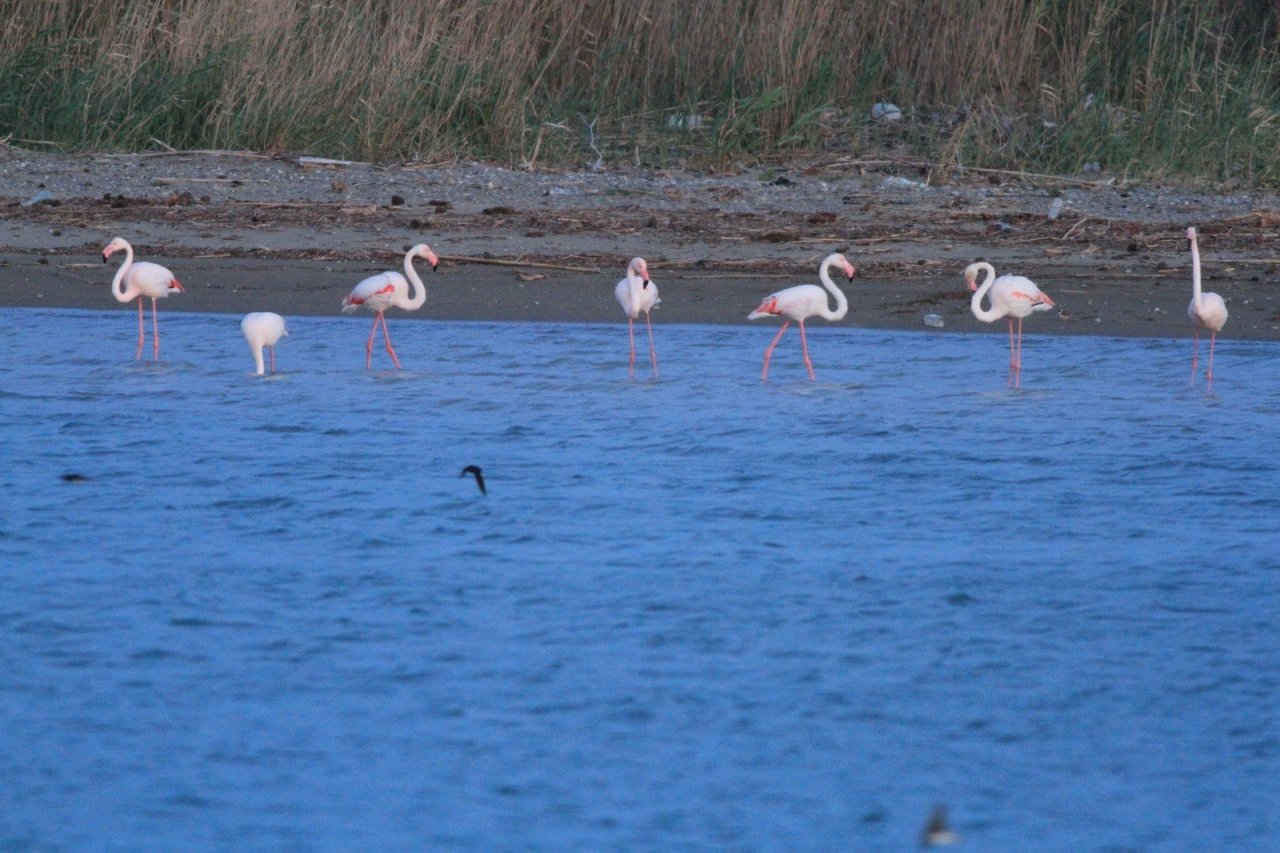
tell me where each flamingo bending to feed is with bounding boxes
[102,237,185,360]
[964,262,1055,388]
[614,256,660,376]
[1185,227,1227,387]
[341,243,439,369]
[747,252,854,381]
[241,312,288,375]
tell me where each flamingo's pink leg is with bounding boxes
[644,311,658,377]
[1206,331,1217,387]
[380,313,402,369]
[135,298,145,360]
[1190,328,1201,385]
[1013,318,1024,388]
[151,298,161,360]
[364,314,380,369]
[798,320,815,381]
[626,317,636,374]
[762,320,790,382]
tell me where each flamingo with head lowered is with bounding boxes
[614,256,660,376]
[1185,226,1227,388]
[102,237,185,360]
[241,312,288,376]
[747,252,854,381]
[341,243,439,369]
[964,262,1055,388]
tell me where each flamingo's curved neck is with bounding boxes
[969,263,1004,322]
[1189,235,1203,308]
[403,251,428,310]
[111,243,134,302]
[818,256,849,321]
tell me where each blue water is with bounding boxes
[2,308,1278,850]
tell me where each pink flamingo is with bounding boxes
[614,256,660,376]
[341,243,439,369]
[964,262,1055,388]
[1185,227,1227,388]
[241,312,288,376]
[747,252,854,381]
[102,237,185,360]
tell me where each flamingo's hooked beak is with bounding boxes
[101,251,110,264]
[846,267,856,281]
[643,279,651,288]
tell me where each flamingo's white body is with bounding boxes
[614,256,659,376]
[103,237,185,360]
[341,243,439,369]
[964,262,1055,388]
[747,252,854,381]
[1185,226,1227,387]
[241,312,288,375]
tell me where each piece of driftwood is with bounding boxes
[438,254,599,273]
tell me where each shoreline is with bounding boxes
[1,151,1277,340]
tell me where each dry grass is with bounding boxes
[1,0,1276,182]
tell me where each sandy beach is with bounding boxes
[2,150,1278,338]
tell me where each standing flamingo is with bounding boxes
[964,262,1055,388]
[614,256,660,376]
[341,243,439,369]
[1185,226,1227,388]
[102,237,185,360]
[747,252,854,381]
[241,312,288,376]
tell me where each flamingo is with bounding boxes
[102,237,185,360]
[614,256,660,376]
[747,252,854,381]
[964,262,1055,388]
[341,243,439,369]
[241,312,288,375]
[1185,226,1227,387]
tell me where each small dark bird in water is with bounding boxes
[921,804,957,847]
[460,465,486,495]
[60,473,89,483]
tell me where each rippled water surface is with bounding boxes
[3,308,1279,850]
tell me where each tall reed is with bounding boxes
[0,0,1275,182]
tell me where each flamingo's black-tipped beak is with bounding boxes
[102,253,109,264]
[431,262,439,272]
[643,279,651,288]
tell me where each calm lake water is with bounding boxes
[2,308,1278,850]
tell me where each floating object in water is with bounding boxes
[923,313,944,328]
[921,804,957,847]
[460,465,486,495]
[60,473,89,483]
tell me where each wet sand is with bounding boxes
[2,151,1278,338]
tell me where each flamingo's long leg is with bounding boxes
[268,345,276,374]
[626,317,636,374]
[1190,328,1201,385]
[798,320,815,381]
[762,320,791,382]
[1206,330,1217,387]
[135,298,145,360]
[364,315,380,369]
[644,311,658,377]
[380,313,402,369]
[151,298,161,360]
[1014,318,1024,388]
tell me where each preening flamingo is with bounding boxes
[241,312,288,375]
[614,256,660,376]
[1185,227,1227,387]
[102,237,185,360]
[964,262,1055,388]
[341,243,439,369]
[747,252,854,381]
